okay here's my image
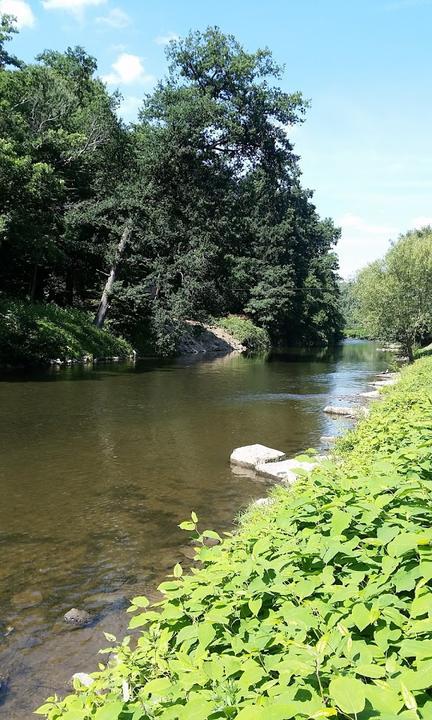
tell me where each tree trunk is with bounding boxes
[406,343,414,363]
[94,221,132,329]
[65,267,75,306]
[30,264,39,302]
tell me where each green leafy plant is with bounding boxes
[37,358,432,718]
[0,298,133,365]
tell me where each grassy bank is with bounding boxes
[214,315,271,352]
[39,358,432,719]
[0,299,133,366]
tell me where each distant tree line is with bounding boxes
[343,227,432,361]
[0,17,343,355]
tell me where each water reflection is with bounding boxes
[0,341,393,718]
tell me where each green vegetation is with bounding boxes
[346,227,432,359]
[0,299,132,366]
[0,18,342,360]
[415,343,432,359]
[215,316,271,352]
[39,357,432,718]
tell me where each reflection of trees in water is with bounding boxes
[271,340,394,365]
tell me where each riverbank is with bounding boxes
[39,355,432,719]
[0,299,270,366]
[0,299,133,367]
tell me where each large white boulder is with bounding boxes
[230,444,286,469]
[324,405,357,417]
[360,390,380,399]
[255,458,318,483]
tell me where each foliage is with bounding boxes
[0,21,343,359]
[0,298,132,365]
[351,227,432,360]
[415,343,432,359]
[38,357,432,718]
[215,315,270,352]
[339,280,369,338]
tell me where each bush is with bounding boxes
[415,343,432,359]
[0,298,133,366]
[215,315,271,352]
[38,358,432,719]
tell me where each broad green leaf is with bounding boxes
[94,703,124,720]
[236,706,266,720]
[249,598,262,616]
[329,676,366,714]
[197,622,216,649]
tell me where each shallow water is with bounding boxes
[0,341,392,718]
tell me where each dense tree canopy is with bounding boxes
[351,226,432,360]
[0,21,343,355]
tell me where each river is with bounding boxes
[0,340,393,718]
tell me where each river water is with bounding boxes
[0,341,393,718]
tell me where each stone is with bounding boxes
[359,390,380,399]
[11,589,43,610]
[369,379,396,387]
[71,672,94,688]
[323,406,357,417]
[64,608,91,627]
[230,444,285,469]
[253,497,274,508]
[255,458,318,483]
[320,435,337,444]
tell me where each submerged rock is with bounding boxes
[320,435,337,444]
[64,608,91,627]
[230,444,285,469]
[11,589,43,610]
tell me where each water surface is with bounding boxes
[0,341,392,718]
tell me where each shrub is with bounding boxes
[38,358,432,719]
[0,298,133,366]
[215,315,271,352]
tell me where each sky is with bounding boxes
[2,0,432,278]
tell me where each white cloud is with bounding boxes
[42,0,107,16]
[0,0,35,27]
[336,213,398,278]
[119,95,141,122]
[155,32,179,46]
[412,216,432,228]
[102,53,154,86]
[337,213,397,236]
[96,6,130,28]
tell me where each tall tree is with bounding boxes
[352,226,432,360]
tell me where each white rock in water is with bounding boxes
[320,435,337,444]
[253,497,274,508]
[360,390,380,399]
[230,444,285,469]
[369,378,397,387]
[72,673,94,688]
[324,406,356,416]
[255,458,318,483]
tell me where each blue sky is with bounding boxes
[2,0,432,277]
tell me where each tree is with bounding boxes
[106,27,342,351]
[0,14,23,69]
[353,226,432,361]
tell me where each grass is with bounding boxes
[38,358,432,719]
[0,298,133,366]
[215,315,271,352]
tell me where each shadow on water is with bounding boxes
[0,340,394,718]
